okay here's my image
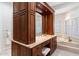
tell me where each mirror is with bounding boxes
[35,12,42,36]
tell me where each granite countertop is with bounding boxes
[12,35,56,48]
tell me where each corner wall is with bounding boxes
[0,2,13,53]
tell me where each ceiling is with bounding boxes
[47,2,65,7]
[47,2,79,15]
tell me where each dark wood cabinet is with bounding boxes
[12,41,20,56]
[42,15,47,34]
[27,2,36,44]
[32,45,42,56]
[49,36,57,55]
[12,2,57,56]
[13,2,36,44]
[12,42,31,56]
[12,36,57,56]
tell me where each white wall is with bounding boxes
[68,7,79,19]
[0,2,13,52]
[55,6,79,40]
[0,5,3,52]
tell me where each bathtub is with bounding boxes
[57,36,79,55]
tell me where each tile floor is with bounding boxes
[0,45,79,56]
[0,45,11,56]
[51,48,79,56]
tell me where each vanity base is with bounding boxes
[12,36,57,56]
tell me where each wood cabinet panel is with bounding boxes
[13,2,27,13]
[13,2,36,44]
[12,42,21,56]
[47,14,53,35]
[12,42,31,56]
[27,13,35,44]
[49,36,57,55]
[27,2,36,44]
[20,45,31,56]
[42,13,54,35]
[13,3,28,44]
[42,15,47,34]
[32,45,42,56]
[13,14,21,42]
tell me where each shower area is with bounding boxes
[55,6,79,54]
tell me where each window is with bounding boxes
[65,17,79,37]
[55,15,61,34]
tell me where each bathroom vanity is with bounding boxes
[12,2,57,56]
[12,35,57,56]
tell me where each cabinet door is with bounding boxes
[13,14,21,42]
[13,2,28,44]
[12,42,31,56]
[13,2,36,44]
[42,15,47,34]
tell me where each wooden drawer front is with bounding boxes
[32,45,42,56]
